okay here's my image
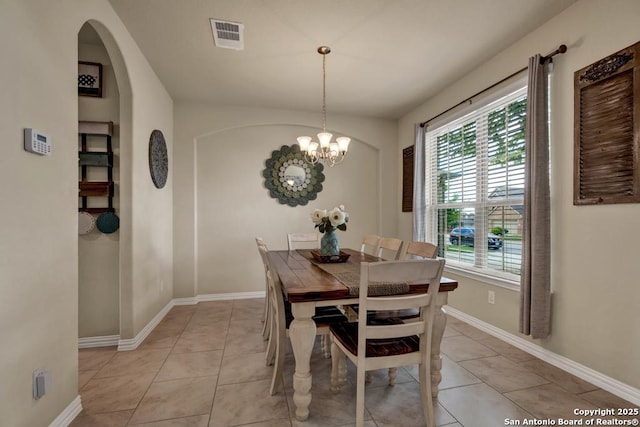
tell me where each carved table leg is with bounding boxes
[290,302,316,421]
[431,296,448,399]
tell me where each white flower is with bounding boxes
[310,209,327,224]
[329,208,346,227]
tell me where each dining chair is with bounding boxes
[372,240,438,325]
[329,258,445,427]
[287,232,321,251]
[399,241,438,260]
[377,236,404,260]
[257,244,348,395]
[255,237,271,340]
[360,234,381,256]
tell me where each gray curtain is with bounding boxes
[519,54,551,339]
[412,123,426,242]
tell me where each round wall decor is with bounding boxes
[262,144,324,206]
[96,212,120,234]
[149,129,168,189]
[78,211,95,235]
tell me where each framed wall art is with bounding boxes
[78,61,103,97]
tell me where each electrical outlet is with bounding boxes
[160,279,164,292]
[488,290,495,304]
[33,369,51,400]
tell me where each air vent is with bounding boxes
[210,19,244,50]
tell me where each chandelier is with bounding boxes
[297,46,350,167]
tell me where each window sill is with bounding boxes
[443,262,520,291]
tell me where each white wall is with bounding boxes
[0,1,173,426]
[174,104,397,298]
[398,0,640,391]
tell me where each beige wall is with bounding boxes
[173,104,397,298]
[399,0,640,390]
[0,1,173,426]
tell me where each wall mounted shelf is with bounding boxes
[79,121,114,214]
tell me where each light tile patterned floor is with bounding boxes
[71,299,638,427]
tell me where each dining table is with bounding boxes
[267,247,459,421]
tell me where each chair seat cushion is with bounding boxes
[352,305,420,321]
[330,320,420,357]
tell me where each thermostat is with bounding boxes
[24,128,52,156]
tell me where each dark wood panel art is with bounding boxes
[574,41,640,205]
[402,145,414,212]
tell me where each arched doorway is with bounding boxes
[76,20,133,350]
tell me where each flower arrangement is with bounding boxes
[310,205,349,233]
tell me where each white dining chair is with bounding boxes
[255,237,271,340]
[399,241,438,260]
[287,232,321,251]
[370,241,439,324]
[257,244,347,395]
[360,234,381,256]
[329,258,445,427]
[377,237,404,260]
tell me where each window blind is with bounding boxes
[425,85,527,280]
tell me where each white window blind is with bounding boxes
[425,85,527,281]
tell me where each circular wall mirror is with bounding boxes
[263,145,324,206]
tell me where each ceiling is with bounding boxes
[91,0,578,119]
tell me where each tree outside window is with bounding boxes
[426,86,527,280]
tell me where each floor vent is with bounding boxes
[210,19,244,50]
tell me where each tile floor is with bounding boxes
[71,299,638,427]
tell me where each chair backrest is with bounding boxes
[399,241,438,260]
[360,234,380,256]
[360,234,381,256]
[377,237,404,260]
[287,232,320,250]
[356,259,445,362]
[256,237,268,268]
[258,245,287,330]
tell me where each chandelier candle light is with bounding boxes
[310,205,349,256]
[297,46,350,167]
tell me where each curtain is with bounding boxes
[519,54,551,339]
[412,123,426,242]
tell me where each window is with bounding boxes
[425,85,527,282]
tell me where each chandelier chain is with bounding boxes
[322,53,327,133]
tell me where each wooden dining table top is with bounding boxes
[268,248,459,303]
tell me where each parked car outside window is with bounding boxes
[449,227,502,250]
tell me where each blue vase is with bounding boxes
[320,229,340,256]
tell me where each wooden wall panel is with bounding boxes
[574,41,640,205]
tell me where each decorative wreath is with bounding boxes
[262,144,325,207]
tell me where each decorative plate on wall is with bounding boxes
[78,211,95,235]
[262,144,324,207]
[149,129,168,189]
[96,212,120,234]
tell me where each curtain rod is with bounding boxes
[419,44,567,128]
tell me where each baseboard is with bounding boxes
[117,300,174,351]
[444,306,640,406]
[197,291,265,302]
[48,395,82,427]
[78,335,120,349]
[116,291,265,350]
[174,291,265,305]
